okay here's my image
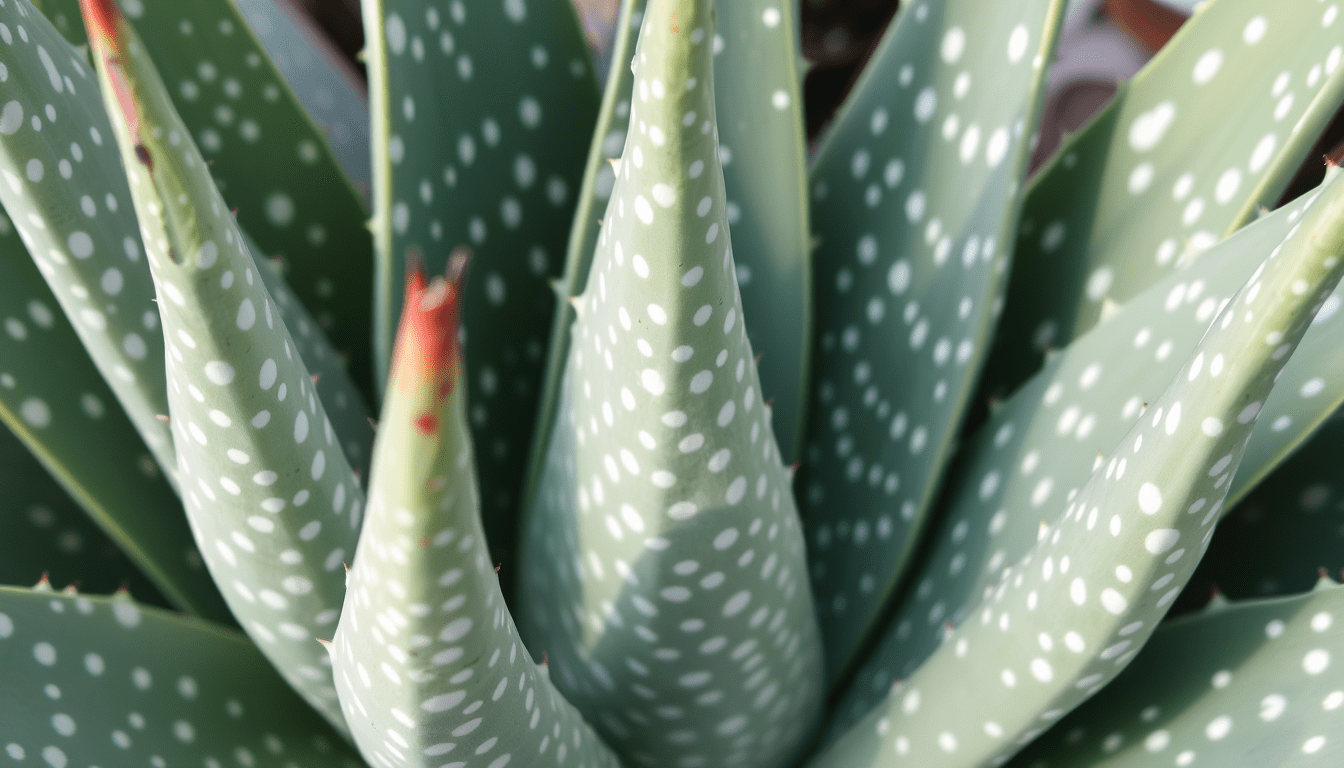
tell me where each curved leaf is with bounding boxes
[983,0,1344,404]
[715,0,811,463]
[1009,581,1344,767]
[0,587,365,767]
[518,1,825,765]
[43,0,377,394]
[799,0,1066,682]
[81,0,364,730]
[809,162,1344,768]
[0,6,175,476]
[331,260,621,768]
[0,202,228,621]
[830,177,1344,739]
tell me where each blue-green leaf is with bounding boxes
[982,0,1344,405]
[362,0,601,576]
[800,0,1066,682]
[0,587,365,767]
[518,1,825,765]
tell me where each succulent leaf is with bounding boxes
[361,0,600,577]
[799,0,1066,683]
[712,0,811,464]
[0,424,168,605]
[80,0,364,729]
[529,0,645,509]
[331,259,622,768]
[0,5,175,478]
[0,200,228,621]
[248,230,377,483]
[828,177,1344,737]
[232,0,373,199]
[1179,409,1344,610]
[0,587,366,767]
[517,1,825,766]
[42,0,377,396]
[982,0,1344,405]
[808,163,1344,768]
[1008,580,1344,767]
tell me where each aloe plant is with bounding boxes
[2,0,1344,767]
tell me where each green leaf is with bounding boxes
[0,587,365,767]
[799,0,1066,683]
[517,1,825,766]
[0,424,168,606]
[1179,409,1344,610]
[249,231,376,483]
[982,0,1344,405]
[0,7,175,478]
[714,0,811,464]
[0,203,228,621]
[331,260,621,768]
[1008,580,1344,767]
[233,0,373,198]
[829,178,1344,740]
[43,0,377,396]
[82,0,364,730]
[361,0,601,579]
[528,0,644,512]
[808,163,1344,768]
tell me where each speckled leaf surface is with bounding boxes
[0,206,228,621]
[233,0,372,199]
[362,0,600,576]
[0,424,167,606]
[249,230,376,483]
[1178,410,1344,610]
[0,588,366,768]
[43,0,376,395]
[82,0,363,729]
[517,1,824,766]
[799,0,1065,683]
[331,261,621,768]
[713,0,810,464]
[983,0,1344,404]
[1008,582,1344,767]
[829,181,1344,739]
[0,3,174,476]
[529,0,643,508]
[807,164,1344,768]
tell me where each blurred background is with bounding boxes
[286,0,1340,206]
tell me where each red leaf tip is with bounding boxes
[394,247,469,392]
[77,0,123,52]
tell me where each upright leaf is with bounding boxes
[517,1,825,766]
[0,588,365,768]
[714,0,811,463]
[808,164,1344,768]
[43,0,377,395]
[0,5,175,476]
[81,0,363,729]
[0,204,227,621]
[1009,581,1344,767]
[800,0,1065,682]
[331,260,621,768]
[983,0,1344,403]
[529,0,644,507]
[362,0,601,575]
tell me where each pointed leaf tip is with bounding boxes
[75,0,121,51]
[393,249,469,391]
